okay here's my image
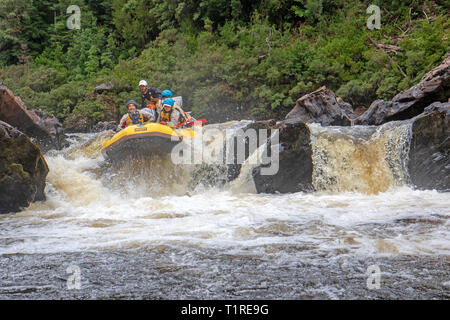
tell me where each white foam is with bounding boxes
[0,129,448,257]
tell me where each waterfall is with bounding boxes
[43,120,414,199]
[309,121,413,194]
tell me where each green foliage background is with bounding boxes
[0,0,448,128]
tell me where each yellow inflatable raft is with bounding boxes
[101,123,194,161]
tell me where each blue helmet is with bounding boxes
[161,89,173,97]
[162,98,174,107]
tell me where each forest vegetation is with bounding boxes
[0,0,448,127]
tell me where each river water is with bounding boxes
[0,121,449,299]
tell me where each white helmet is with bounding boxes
[138,80,148,86]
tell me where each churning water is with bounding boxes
[0,122,449,299]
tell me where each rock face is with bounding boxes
[355,54,450,125]
[0,121,49,214]
[30,109,68,149]
[408,101,450,191]
[247,101,450,194]
[285,86,355,126]
[92,121,117,133]
[250,119,314,193]
[0,83,66,151]
[189,121,255,189]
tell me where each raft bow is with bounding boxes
[101,123,194,161]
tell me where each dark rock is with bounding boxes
[92,121,117,133]
[250,119,314,193]
[355,54,450,125]
[189,121,254,188]
[0,84,67,151]
[94,82,114,94]
[353,106,369,117]
[250,101,450,194]
[63,118,92,133]
[354,100,397,125]
[0,121,49,214]
[408,101,450,191]
[285,86,355,126]
[29,109,68,149]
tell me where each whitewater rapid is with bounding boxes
[0,124,448,258]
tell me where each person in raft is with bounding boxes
[157,98,192,128]
[117,100,154,130]
[139,79,161,121]
[158,89,174,117]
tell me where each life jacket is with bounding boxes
[159,107,176,123]
[142,89,160,110]
[145,97,159,110]
[159,105,190,126]
[125,111,145,126]
[152,99,162,116]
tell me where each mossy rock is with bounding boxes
[0,121,49,213]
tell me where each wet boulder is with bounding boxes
[355,54,450,125]
[0,121,49,214]
[408,101,450,191]
[0,83,66,151]
[285,86,355,126]
[92,121,117,133]
[250,101,450,194]
[29,109,68,149]
[189,121,255,188]
[250,119,314,193]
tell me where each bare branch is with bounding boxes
[423,10,430,23]
[367,35,407,78]
[367,35,402,54]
